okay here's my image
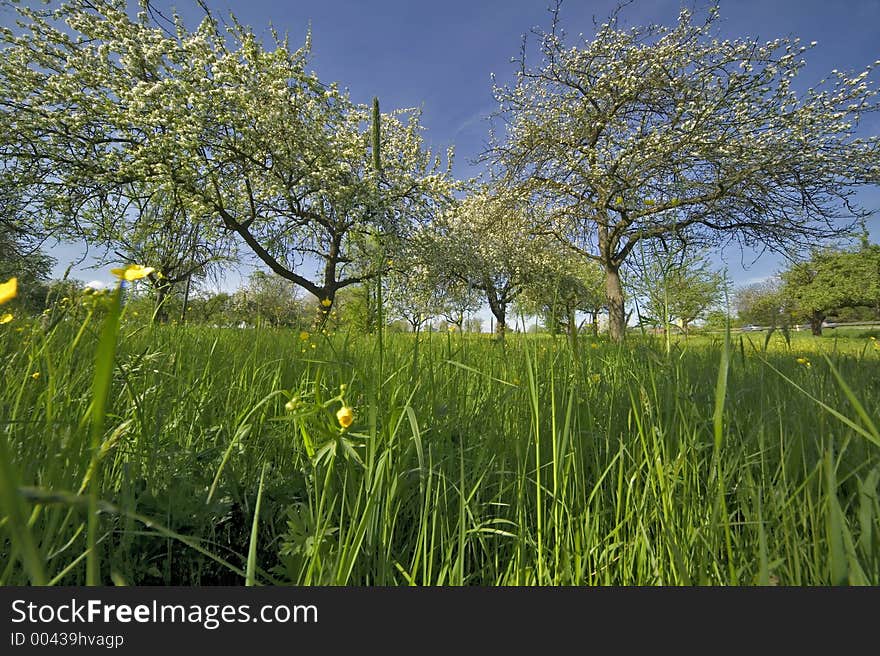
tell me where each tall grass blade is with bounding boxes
[246,463,268,586]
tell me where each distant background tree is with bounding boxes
[431,187,556,339]
[234,271,308,328]
[490,2,880,341]
[734,278,790,329]
[185,291,234,326]
[83,186,236,323]
[629,242,726,336]
[518,253,605,338]
[464,316,484,333]
[384,262,445,332]
[0,225,56,314]
[781,242,880,335]
[437,277,482,332]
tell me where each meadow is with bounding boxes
[1,299,879,586]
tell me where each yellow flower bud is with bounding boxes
[336,405,354,429]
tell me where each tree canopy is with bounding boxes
[782,242,880,334]
[490,2,880,340]
[1,0,454,311]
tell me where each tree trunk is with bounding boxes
[590,311,599,337]
[493,305,506,339]
[810,310,824,336]
[485,287,507,340]
[605,264,626,342]
[152,279,174,324]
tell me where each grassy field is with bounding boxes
[2,298,879,585]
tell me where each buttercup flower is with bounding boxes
[31,372,40,380]
[796,357,811,368]
[336,405,354,429]
[0,313,12,324]
[300,331,310,341]
[110,264,155,281]
[321,298,332,307]
[0,277,17,305]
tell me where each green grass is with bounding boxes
[1,307,879,585]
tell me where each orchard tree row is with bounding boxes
[2,0,879,341]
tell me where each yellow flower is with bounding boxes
[310,343,316,349]
[512,377,521,386]
[590,373,602,384]
[321,298,332,307]
[299,331,309,341]
[0,277,17,305]
[590,343,598,349]
[796,357,811,368]
[31,372,40,380]
[336,405,354,429]
[110,264,155,281]
[0,313,12,324]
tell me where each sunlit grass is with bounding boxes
[1,311,879,585]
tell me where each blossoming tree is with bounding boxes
[490,2,880,341]
[429,186,558,339]
[0,0,453,311]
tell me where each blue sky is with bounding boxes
[9,0,880,305]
